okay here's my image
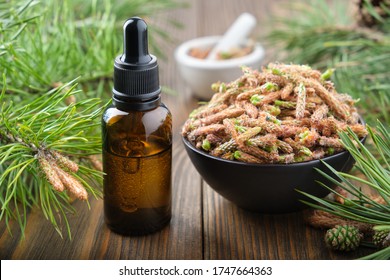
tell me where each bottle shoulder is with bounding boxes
[102,103,172,157]
[102,103,171,125]
[102,105,128,124]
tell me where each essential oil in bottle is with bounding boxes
[102,17,172,235]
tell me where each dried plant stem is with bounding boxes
[295,83,306,119]
[306,209,373,233]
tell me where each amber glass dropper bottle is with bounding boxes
[102,17,172,235]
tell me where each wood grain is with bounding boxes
[202,183,374,260]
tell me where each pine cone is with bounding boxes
[325,225,363,252]
[373,229,390,248]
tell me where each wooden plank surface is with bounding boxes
[202,183,374,260]
[0,0,376,260]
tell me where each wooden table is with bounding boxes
[0,0,374,260]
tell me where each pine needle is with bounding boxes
[298,120,390,259]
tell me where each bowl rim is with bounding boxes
[182,133,366,168]
[174,35,265,69]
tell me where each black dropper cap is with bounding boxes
[113,17,161,109]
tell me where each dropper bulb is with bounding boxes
[113,17,160,102]
[121,17,152,64]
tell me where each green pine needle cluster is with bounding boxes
[0,0,181,238]
[266,0,390,124]
[298,121,390,259]
[0,78,104,238]
[1,0,182,99]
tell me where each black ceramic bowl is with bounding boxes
[183,136,363,213]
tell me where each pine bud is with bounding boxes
[261,82,279,92]
[88,155,103,172]
[320,68,335,81]
[51,163,88,200]
[50,150,78,172]
[212,139,237,156]
[38,155,64,192]
[295,82,306,120]
[233,150,263,164]
[201,139,211,151]
[325,225,363,252]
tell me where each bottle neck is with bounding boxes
[112,94,161,111]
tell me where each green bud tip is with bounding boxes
[274,100,295,109]
[202,139,211,151]
[268,105,281,116]
[250,94,263,105]
[271,68,283,75]
[235,125,247,133]
[219,83,226,92]
[320,68,335,81]
[299,130,310,139]
[211,83,219,92]
[301,147,313,156]
[261,82,279,92]
[298,82,306,92]
[233,151,241,159]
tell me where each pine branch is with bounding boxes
[0,78,104,239]
[0,0,181,238]
[298,120,390,259]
